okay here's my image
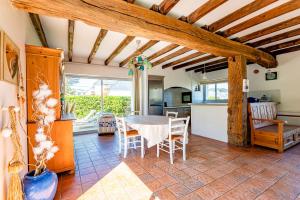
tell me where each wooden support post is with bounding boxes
[227,55,247,146]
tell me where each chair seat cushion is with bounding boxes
[257,124,300,138]
[126,129,139,136]
[171,135,183,141]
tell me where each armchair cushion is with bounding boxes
[257,124,300,139]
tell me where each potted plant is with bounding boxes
[23,83,59,200]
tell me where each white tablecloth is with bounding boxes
[125,115,169,147]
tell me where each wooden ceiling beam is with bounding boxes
[186,57,227,72]
[104,36,134,65]
[162,51,205,69]
[264,38,300,52]
[12,0,277,67]
[239,16,300,43]
[248,28,300,48]
[124,0,135,3]
[273,45,300,56]
[195,62,227,73]
[118,0,179,67]
[119,40,159,67]
[223,0,300,37]
[87,29,108,64]
[173,55,216,70]
[68,20,75,62]
[208,0,276,32]
[152,47,191,66]
[148,44,179,61]
[29,13,48,47]
[186,0,228,24]
[151,0,180,15]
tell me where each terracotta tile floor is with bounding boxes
[54,133,300,200]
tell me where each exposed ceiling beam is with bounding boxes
[117,0,180,67]
[187,17,300,67]
[151,0,180,15]
[104,36,135,65]
[248,28,300,48]
[208,0,277,32]
[158,0,279,69]
[264,38,300,52]
[205,64,228,73]
[148,44,179,61]
[119,40,159,67]
[162,52,204,69]
[272,45,300,56]
[195,62,227,73]
[12,0,277,67]
[173,55,216,70]
[152,0,227,67]
[124,0,135,3]
[152,47,191,66]
[28,13,48,47]
[185,58,227,72]
[223,0,300,37]
[68,20,75,62]
[239,16,300,43]
[87,29,108,64]
[186,0,228,24]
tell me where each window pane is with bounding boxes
[216,82,228,100]
[103,80,132,116]
[65,76,102,132]
[206,84,216,100]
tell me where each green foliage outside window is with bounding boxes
[65,95,131,119]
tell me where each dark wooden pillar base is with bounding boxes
[227,55,248,146]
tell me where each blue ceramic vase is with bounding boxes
[23,169,58,200]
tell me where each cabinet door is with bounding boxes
[27,121,75,173]
[26,54,61,121]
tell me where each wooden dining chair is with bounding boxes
[157,116,190,164]
[166,111,178,118]
[115,117,144,158]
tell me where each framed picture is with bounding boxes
[265,72,278,81]
[0,31,20,85]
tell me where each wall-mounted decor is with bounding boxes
[253,69,260,74]
[0,31,20,85]
[265,71,278,81]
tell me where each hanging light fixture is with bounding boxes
[202,63,208,80]
[128,40,152,76]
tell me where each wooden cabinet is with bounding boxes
[28,121,75,173]
[26,45,62,122]
[26,45,75,173]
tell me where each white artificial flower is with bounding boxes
[39,84,49,90]
[1,127,12,138]
[32,90,39,98]
[45,115,55,124]
[50,146,59,153]
[35,133,47,142]
[46,152,54,160]
[38,104,49,114]
[40,140,53,150]
[46,98,58,108]
[39,88,52,98]
[33,146,44,155]
[47,109,55,116]
[14,107,20,112]
[37,127,44,133]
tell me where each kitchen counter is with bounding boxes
[163,105,191,117]
[164,105,191,108]
[191,104,228,143]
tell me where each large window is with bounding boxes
[203,82,228,102]
[65,76,132,133]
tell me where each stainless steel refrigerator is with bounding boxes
[148,76,164,115]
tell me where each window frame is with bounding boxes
[202,81,228,103]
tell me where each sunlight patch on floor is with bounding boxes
[77,162,154,200]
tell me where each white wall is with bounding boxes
[65,62,196,90]
[0,0,40,199]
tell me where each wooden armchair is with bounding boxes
[248,102,300,152]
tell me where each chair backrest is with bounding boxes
[131,111,141,116]
[115,117,127,136]
[168,116,190,143]
[166,111,178,118]
[249,102,277,129]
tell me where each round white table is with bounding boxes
[125,115,169,147]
